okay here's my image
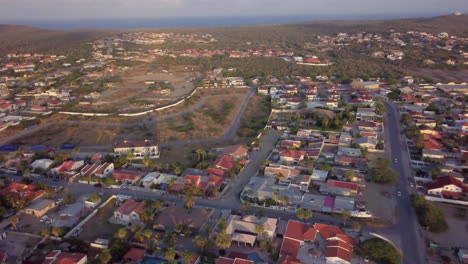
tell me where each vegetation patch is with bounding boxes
[411,195,448,232]
[357,237,401,264]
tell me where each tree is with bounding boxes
[184,193,195,209]
[41,227,51,237]
[342,209,351,226]
[255,223,265,236]
[63,194,75,204]
[361,238,401,264]
[165,248,177,260]
[9,216,19,230]
[51,226,65,237]
[217,218,227,233]
[88,192,100,203]
[195,149,207,162]
[296,208,312,221]
[411,195,448,232]
[193,235,209,250]
[0,206,6,217]
[216,233,232,249]
[98,249,112,264]
[431,168,441,179]
[182,250,193,264]
[280,196,289,206]
[175,223,183,234]
[376,157,391,168]
[344,170,355,181]
[318,163,332,171]
[369,167,399,184]
[143,156,152,168]
[115,228,128,239]
[141,210,154,224]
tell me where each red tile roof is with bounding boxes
[426,176,467,193]
[327,180,359,192]
[116,199,145,216]
[325,246,352,262]
[112,169,143,182]
[0,183,44,201]
[204,168,226,177]
[233,259,254,264]
[280,149,305,160]
[216,257,234,264]
[42,250,87,264]
[280,238,301,258]
[124,247,146,261]
[214,155,235,171]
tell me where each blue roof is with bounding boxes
[0,146,19,152]
[60,144,76,150]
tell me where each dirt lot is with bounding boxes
[408,68,468,83]
[78,198,121,242]
[424,203,468,248]
[78,64,200,112]
[7,88,250,149]
[0,232,42,263]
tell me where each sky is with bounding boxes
[0,0,467,20]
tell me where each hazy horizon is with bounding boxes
[1,0,467,21]
[0,12,465,30]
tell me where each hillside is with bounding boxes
[0,24,41,33]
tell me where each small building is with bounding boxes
[114,139,160,159]
[112,199,145,225]
[24,199,55,217]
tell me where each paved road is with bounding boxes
[381,100,425,264]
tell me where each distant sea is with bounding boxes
[1,13,447,30]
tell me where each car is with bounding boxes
[394,158,398,163]
[40,216,49,223]
[94,183,102,188]
[409,183,414,188]
[364,256,370,262]
[397,191,402,197]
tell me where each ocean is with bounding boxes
[1,13,445,30]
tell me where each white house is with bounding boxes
[114,140,160,159]
[112,199,146,225]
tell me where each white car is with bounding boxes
[56,198,63,204]
[394,158,398,163]
[40,216,49,223]
[397,191,402,197]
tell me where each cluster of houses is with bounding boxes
[307,29,468,66]
[388,80,468,204]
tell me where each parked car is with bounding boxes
[40,215,49,223]
[397,191,402,197]
[56,198,63,204]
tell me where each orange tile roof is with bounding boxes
[124,247,146,261]
[116,199,145,216]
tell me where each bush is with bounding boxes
[360,238,401,264]
[369,167,399,183]
[411,195,448,232]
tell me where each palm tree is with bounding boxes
[193,235,208,250]
[296,208,313,222]
[184,194,195,209]
[168,177,177,187]
[165,248,177,260]
[9,216,18,230]
[255,223,265,235]
[134,231,145,242]
[115,227,128,239]
[182,250,193,264]
[141,210,154,224]
[195,149,207,162]
[99,249,112,264]
[342,209,351,226]
[215,233,231,249]
[217,218,227,233]
[143,156,151,168]
[143,229,153,241]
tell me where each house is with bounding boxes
[281,140,302,149]
[320,180,359,196]
[279,149,306,164]
[113,199,145,225]
[24,199,55,217]
[216,257,254,264]
[337,147,362,157]
[356,108,376,121]
[226,215,278,247]
[184,174,224,193]
[123,247,146,263]
[425,176,468,199]
[352,136,378,149]
[30,159,54,171]
[356,121,381,131]
[214,155,236,171]
[42,250,87,264]
[114,139,160,159]
[50,160,84,177]
[80,162,114,178]
[223,145,249,159]
[55,202,86,227]
[325,99,339,108]
[279,220,355,264]
[0,183,45,202]
[311,169,329,182]
[112,169,144,183]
